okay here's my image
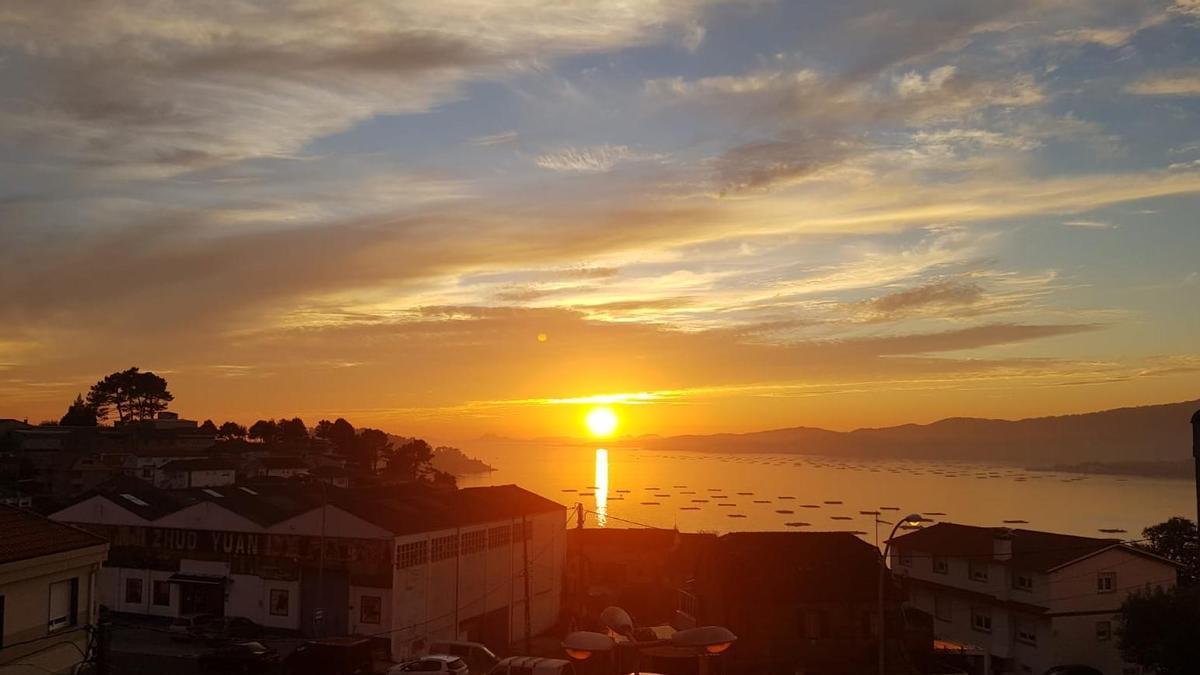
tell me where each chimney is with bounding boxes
[992,527,1013,561]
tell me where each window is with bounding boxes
[360,595,382,624]
[48,578,79,632]
[1015,620,1037,645]
[897,548,912,567]
[461,530,486,554]
[431,534,459,562]
[1096,620,1112,641]
[488,525,511,549]
[141,468,153,479]
[124,578,143,604]
[396,541,429,568]
[1097,572,1116,594]
[934,595,952,622]
[1014,573,1034,592]
[932,556,949,575]
[269,589,289,616]
[971,608,992,633]
[152,580,171,607]
[968,560,989,582]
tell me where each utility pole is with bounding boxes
[522,515,532,655]
[1191,409,1199,525]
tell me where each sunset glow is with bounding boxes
[585,407,619,438]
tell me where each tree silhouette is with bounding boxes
[198,419,219,434]
[316,418,357,455]
[1119,585,1200,674]
[86,367,173,423]
[278,417,309,446]
[357,428,392,472]
[218,421,247,440]
[248,419,279,444]
[59,394,98,427]
[386,438,435,481]
[1140,517,1199,587]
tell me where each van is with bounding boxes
[488,656,576,675]
[428,640,499,673]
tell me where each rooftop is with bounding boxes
[0,504,107,565]
[159,458,238,472]
[889,522,1174,571]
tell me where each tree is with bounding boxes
[386,438,435,481]
[218,421,247,440]
[59,394,98,427]
[278,417,309,446]
[1140,517,1199,586]
[85,367,173,423]
[198,419,219,434]
[316,418,357,455]
[248,419,279,444]
[357,428,392,472]
[1119,585,1200,674]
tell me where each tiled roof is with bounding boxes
[0,504,107,564]
[889,522,1139,572]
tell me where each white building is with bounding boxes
[889,522,1179,675]
[49,478,566,661]
[0,505,109,675]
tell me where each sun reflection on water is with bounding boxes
[595,447,608,527]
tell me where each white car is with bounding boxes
[389,655,470,674]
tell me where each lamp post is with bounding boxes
[878,513,923,675]
[563,606,736,675]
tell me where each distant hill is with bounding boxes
[631,399,1200,466]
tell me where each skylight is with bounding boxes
[202,489,223,497]
[120,493,149,507]
[239,487,259,495]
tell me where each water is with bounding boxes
[457,445,1195,544]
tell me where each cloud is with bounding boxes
[467,130,519,146]
[1062,220,1115,229]
[867,278,985,314]
[534,144,664,173]
[1125,70,1200,96]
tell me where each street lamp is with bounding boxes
[563,606,736,675]
[878,513,923,675]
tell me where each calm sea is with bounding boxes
[457,445,1195,544]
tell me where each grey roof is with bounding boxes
[159,458,238,472]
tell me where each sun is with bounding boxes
[585,406,619,437]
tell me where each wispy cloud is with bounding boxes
[534,144,665,173]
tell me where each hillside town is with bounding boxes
[0,372,1196,674]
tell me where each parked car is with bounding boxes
[193,616,264,644]
[197,641,278,672]
[283,637,374,675]
[428,641,499,674]
[388,655,469,674]
[169,613,218,641]
[487,657,576,675]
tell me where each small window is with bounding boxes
[488,525,511,549]
[1096,620,1112,641]
[269,589,289,616]
[48,578,78,632]
[971,608,992,633]
[396,541,429,568]
[1014,573,1034,592]
[141,468,153,479]
[934,595,951,622]
[897,548,912,567]
[1016,621,1037,645]
[152,580,171,607]
[201,488,222,497]
[932,556,948,574]
[461,530,486,554]
[360,595,381,624]
[968,560,989,582]
[1097,572,1116,594]
[124,578,143,604]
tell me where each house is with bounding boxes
[49,479,566,661]
[889,522,1179,675]
[0,505,109,675]
[687,531,917,675]
[156,458,238,489]
[308,465,350,488]
[122,448,210,483]
[253,456,310,480]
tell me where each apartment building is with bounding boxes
[889,522,1179,675]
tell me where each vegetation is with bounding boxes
[85,367,174,423]
[1118,517,1200,673]
[59,394,98,426]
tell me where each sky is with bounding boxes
[1,0,1199,441]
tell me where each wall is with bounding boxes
[348,585,392,636]
[52,496,150,526]
[154,501,263,532]
[0,548,106,675]
[1047,548,1175,674]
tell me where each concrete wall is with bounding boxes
[348,585,392,636]
[389,510,566,661]
[0,547,106,675]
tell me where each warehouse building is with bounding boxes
[49,477,566,660]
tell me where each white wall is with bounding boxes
[349,585,392,636]
[270,505,394,538]
[155,501,264,532]
[51,496,151,526]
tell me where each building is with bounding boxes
[0,505,109,675]
[889,522,1180,675]
[253,456,310,480]
[156,458,238,489]
[686,531,915,675]
[49,478,566,661]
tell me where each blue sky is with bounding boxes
[1,0,1198,437]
